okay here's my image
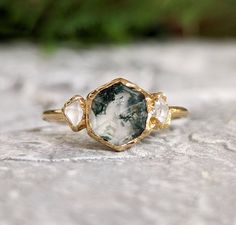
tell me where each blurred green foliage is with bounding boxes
[0,0,235,44]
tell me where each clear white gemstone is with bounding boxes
[64,101,83,126]
[153,97,169,124]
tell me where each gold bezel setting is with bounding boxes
[151,92,171,130]
[85,78,155,151]
[62,95,86,132]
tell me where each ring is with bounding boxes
[42,78,188,151]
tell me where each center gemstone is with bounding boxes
[89,82,148,146]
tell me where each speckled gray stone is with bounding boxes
[0,41,236,225]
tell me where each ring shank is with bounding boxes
[42,109,66,122]
[169,106,188,119]
[42,106,188,123]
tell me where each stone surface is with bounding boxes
[90,82,148,146]
[0,41,236,225]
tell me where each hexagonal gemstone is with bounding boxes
[89,83,148,146]
[153,96,169,124]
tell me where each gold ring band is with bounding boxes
[42,78,189,151]
[42,106,188,122]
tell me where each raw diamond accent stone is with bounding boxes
[64,101,83,126]
[89,83,148,146]
[153,97,169,124]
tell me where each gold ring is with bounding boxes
[42,78,188,151]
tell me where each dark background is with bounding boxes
[0,0,235,45]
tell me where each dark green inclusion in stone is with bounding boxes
[90,82,148,145]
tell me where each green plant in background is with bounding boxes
[0,0,235,45]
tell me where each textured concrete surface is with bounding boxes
[0,41,236,225]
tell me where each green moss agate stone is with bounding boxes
[90,83,148,146]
